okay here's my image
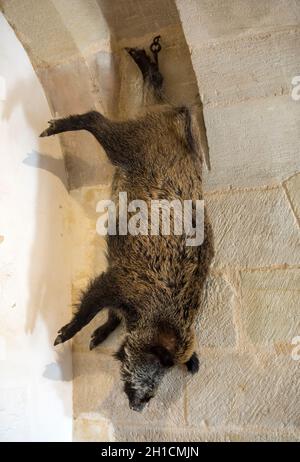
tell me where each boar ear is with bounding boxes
[190,104,210,171]
[149,345,174,368]
[179,105,209,170]
[114,343,126,362]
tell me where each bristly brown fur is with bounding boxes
[40,41,214,411]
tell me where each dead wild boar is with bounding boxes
[40,37,214,412]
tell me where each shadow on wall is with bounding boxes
[96,0,180,42]
[2,78,68,188]
[23,151,67,190]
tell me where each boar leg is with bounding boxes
[40,111,140,168]
[40,114,89,138]
[126,47,163,97]
[185,352,199,374]
[54,271,121,346]
[126,36,163,103]
[89,310,121,350]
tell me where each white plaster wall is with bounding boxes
[0,13,72,442]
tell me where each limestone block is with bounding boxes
[86,51,121,118]
[37,58,96,116]
[38,59,115,189]
[71,185,110,270]
[71,282,113,357]
[240,269,300,349]
[69,187,109,283]
[69,192,96,283]
[73,414,115,442]
[160,44,200,106]
[112,427,224,442]
[73,352,186,427]
[225,432,299,442]
[113,426,299,442]
[1,0,78,66]
[206,187,300,269]
[284,174,300,224]
[203,96,300,191]
[186,353,300,429]
[1,0,109,66]
[176,0,300,43]
[61,131,113,190]
[72,308,125,354]
[191,29,300,105]
[196,275,236,347]
[97,0,179,40]
[51,0,110,56]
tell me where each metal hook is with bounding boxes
[150,35,161,65]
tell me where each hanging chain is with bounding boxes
[150,35,161,66]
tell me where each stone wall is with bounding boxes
[174,0,300,442]
[1,0,299,442]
